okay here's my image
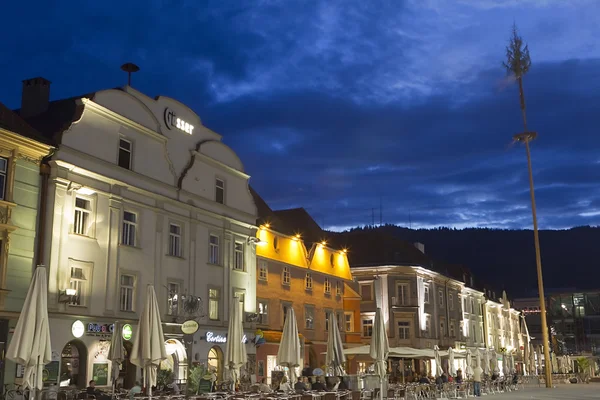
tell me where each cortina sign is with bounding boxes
[205,331,248,344]
[164,107,194,134]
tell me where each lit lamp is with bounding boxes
[247,237,267,246]
[59,288,78,303]
[164,339,177,356]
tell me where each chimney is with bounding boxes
[414,242,425,254]
[21,77,51,118]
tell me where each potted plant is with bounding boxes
[576,357,590,384]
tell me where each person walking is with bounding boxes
[473,365,483,397]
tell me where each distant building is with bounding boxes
[250,193,361,380]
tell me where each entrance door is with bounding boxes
[60,340,87,388]
[207,346,223,382]
[121,341,136,389]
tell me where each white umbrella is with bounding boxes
[465,349,473,377]
[433,345,443,377]
[493,352,499,374]
[448,347,456,376]
[225,296,247,388]
[370,308,389,400]
[108,321,125,394]
[326,312,346,376]
[483,349,490,375]
[566,355,572,373]
[551,353,558,374]
[6,266,52,393]
[501,353,508,376]
[277,307,301,383]
[131,286,167,398]
[529,345,536,375]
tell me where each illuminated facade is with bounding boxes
[0,102,52,389]
[14,78,257,388]
[249,197,361,381]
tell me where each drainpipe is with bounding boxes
[35,162,51,267]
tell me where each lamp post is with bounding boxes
[504,25,552,388]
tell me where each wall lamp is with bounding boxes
[59,288,78,303]
[247,237,267,246]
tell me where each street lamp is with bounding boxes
[504,25,552,388]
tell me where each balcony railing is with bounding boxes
[167,292,204,321]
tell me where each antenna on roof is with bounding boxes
[120,63,140,86]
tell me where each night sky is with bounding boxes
[2,1,600,231]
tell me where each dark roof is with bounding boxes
[0,102,49,144]
[273,208,329,244]
[248,186,293,234]
[329,229,433,267]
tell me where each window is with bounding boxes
[440,319,446,338]
[209,288,220,320]
[450,320,456,337]
[257,300,268,324]
[480,326,484,343]
[330,254,335,267]
[425,316,431,337]
[234,242,244,270]
[439,290,444,307]
[324,278,331,294]
[209,235,219,264]
[119,274,135,311]
[122,211,137,246]
[69,266,87,306]
[360,283,373,301]
[168,223,182,257]
[396,283,408,305]
[398,321,410,340]
[305,305,315,329]
[325,311,332,331]
[215,178,225,204]
[74,197,91,236]
[305,273,312,290]
[258,261,268,281]
[362,317,374,337]
[424,285,430,304]
[167,282,180,315]
[0,157,7,200]
[471,299,475,314]
[118,138,132,169]
[282,267,290,286]
[336,281,342,297]
[273,236,279,251]
[472,323,477,342]
[449,294,454,310]
[344,312,354,332]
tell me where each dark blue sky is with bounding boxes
[2,1,600,230]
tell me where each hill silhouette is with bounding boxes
[340,225,600,297]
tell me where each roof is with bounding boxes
[0,102,49,144]
[273,207,328,244]
[248,186,294,235]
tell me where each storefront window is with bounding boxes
[208,346,223,382]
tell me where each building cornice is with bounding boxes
[0,127,53,159]
[192,151,250,180]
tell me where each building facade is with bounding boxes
[15,78,258,388]
[0,102,52,389]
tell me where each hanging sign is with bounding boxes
[122,324,133,340]
[72,320,85,338]
[181,320,199,335]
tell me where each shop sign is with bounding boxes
[72,320,85,338]
[205,331,248,344]
[164,107,194,134]
[181,320,199,335]
[87,323,114,337]
[122,324,133,340]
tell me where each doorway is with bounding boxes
[120,341,136,389]
[207,346,223,382]
[162,339,187,381]
[60,340,87,388]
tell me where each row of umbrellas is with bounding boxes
[4,266,249,398]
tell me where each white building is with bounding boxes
[18,78,258,388]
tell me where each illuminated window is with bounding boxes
[122,211,137,246]
[73,197,91,236]
[258,261,268,281]
[325,311,332,331]
[169,223,182,257]
[282,267,290,286]
[324,278,331,294]
[234,242,244,270]
[362,317,373,337]
[69,266,87,306]
[118,138,132,169]
[257,300,268,324]
[305,273,312,290]
[0,157,7,200]
[167,282,180,315]
[209,288,220,320]
[398,321,410,340]
[305,305,314,329]
[215,178,225,204]
[424,285,430,304]
[336,281,342,297]
[209,235,220,264]
[119,274,135,312]
[344,312,354,332]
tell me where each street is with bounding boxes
[478,383,600,399]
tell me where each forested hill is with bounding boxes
[343,225,600,297]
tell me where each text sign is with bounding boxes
[164,107,194,134]
[182,320,199,335]
[205,331,248,343]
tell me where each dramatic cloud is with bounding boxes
[2,0,600,230]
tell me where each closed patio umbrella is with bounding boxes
[465,349,473,377]
[131,285,167,399]
[493,351,499,374]
[448,347,457,376]
[326,311,346,376]
[108,321,125,394]
[277,307,301,383]
[370,308,389,400]
[225,295,247,389]
[475,349,481,369]
[482,349,490,375]
[433,345,443,377]
[6,266,52,394]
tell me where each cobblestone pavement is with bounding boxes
[470,383,600,399]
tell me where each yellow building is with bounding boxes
[250,190,361,381]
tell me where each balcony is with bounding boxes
[166,293,205,322]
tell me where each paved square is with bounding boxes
[475,383,600,399]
